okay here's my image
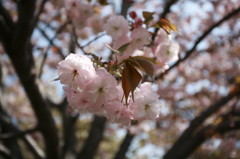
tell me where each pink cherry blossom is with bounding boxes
[64,86,92,113]
[64,0,81,18]
[104,101,132,126]
[152,29,170,53]
[57,53,96,88]
[130,27,150,50]
[104,15,129,40]
[129,82,161,120]
[155,41,180,64]
[84,68,119,109]
[114,27,150,62]
[112,35,131,51]
[78,2,94,19]
[87,14,104,34]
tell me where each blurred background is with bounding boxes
[0,0,240,159]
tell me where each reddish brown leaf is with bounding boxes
[152,18,178,34]
[127,56,154,77]
[122,62,142,104]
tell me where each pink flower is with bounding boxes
[155,41,180,64]
[114,27,150,62]
[65,1,79,16]
[130,27,150,50]
[84,68,119,108]
[57,53,96,88]
[104,15,129,40]
[152,29,169,53]
[79,2,94,19]
[129,82,161,120]
[104,101,132,126]
[112,35,131,51]
[64,86,92,113]
[87,14,104,34]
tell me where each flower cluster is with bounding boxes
[57,9,180,126]
[58,54,161,126]
[104,15,179,69]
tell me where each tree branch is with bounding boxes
[77,116,106,159]
[113,130,134,159]
[37,20,70,78]
[0,1,14,29]
[163,89,240,159]
[80,33,106,49]
[31,0,48,32]
[0,127,39,140]
[155,5,240,80]
[2,1,60,158]
[60,106,79,159]
[164,115,240,159]
[121,0,133,17]
[0,102,44,159]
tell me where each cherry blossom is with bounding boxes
[152,29,170,53]
[129,82,161,120]
[57,53,96,88]
[103,101,132,126]
[64,86,91,113]
[155,41,180,64]
[87,14,104,34]
[104,15,129,40]
[130,27,150,50]
[84,68,119,109]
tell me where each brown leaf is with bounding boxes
[127,56,154,77]
[152,18,178,34]
[122,62,142,104]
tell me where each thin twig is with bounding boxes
[71,22,106,54]
[0,103,44,159]
[80,33,106,48]
[37,20,70,78]
[0,127,39,140]
[31,0,48,31]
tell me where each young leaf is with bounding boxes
[117,42,131,54]
[134,56,160,65]
[53,77,60,81]
[152,18,178,34]
[98,0,109,5]
[142,11,155,26]
[122,62,142,104]
[128,56,154,77]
